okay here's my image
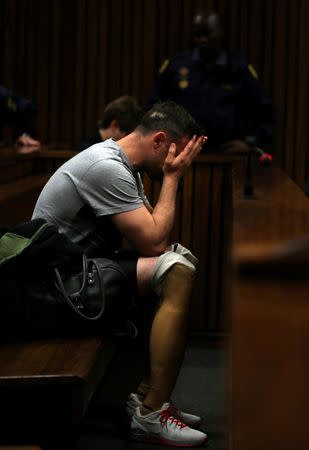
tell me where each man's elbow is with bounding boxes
[135,240,168,257]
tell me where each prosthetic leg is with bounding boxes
[141,250,196,412]
[127,248,207,446]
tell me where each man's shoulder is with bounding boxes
[52,140,123,180]
[77,139,123,163]
[76,140,133,180]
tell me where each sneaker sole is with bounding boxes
[127,413,202,429]
[130,433,208,447]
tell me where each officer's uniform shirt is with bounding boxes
[146,49,275,152]
[0,85,37,138]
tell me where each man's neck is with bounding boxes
[117,132,146,170]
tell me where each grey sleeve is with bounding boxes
[77,160,145,216]
[136,172,150,205]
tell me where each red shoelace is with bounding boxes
[160,408,187,429]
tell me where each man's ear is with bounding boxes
[110,119,120,132]
[152,131,166,149]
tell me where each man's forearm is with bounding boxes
[150,174,179,251]
[111,175,179,256]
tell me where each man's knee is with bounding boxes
[136,244,198,297]
[137,256,160,295]
[152,251,196,296]
[170,243,199,268]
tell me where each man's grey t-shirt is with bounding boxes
[32,139,148,255]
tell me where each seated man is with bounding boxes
[32,101,208,447]
[78,95,142,151]
[0,85,40,146]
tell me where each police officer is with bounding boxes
[0,85,40,146]
[145,12,275,153]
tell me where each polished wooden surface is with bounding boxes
[0,337,104,384]
[231,161,309,450]
[233,160,309,244]
[0,447,41,450]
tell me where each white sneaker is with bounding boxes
[126,393,202,429]
[130,405,208,447]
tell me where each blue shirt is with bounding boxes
[146,49,275,152]
[0,85,37,138]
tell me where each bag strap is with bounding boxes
[54,254,105,321]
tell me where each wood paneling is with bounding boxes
[1,0,308,331]
[1,0,308,186]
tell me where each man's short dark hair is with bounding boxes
[100,95,142,132]
[136,101,203,141]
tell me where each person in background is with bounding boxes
[0,85,40,147]
[145,11,276,154]
[79,95,142,151]
[32,101,208,447]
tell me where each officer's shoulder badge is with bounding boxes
[179,80,189,89]
[8,97,17,112]
[179,66,189,77]
[248,64,258,79]
[159,59,169,74]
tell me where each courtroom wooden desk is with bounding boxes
[231,161,309,450]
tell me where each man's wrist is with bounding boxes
[163,171,181,183]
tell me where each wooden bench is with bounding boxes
[0,447,42,450]
[0,147,120,449]
[0,337,118,448]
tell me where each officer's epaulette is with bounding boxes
[159,59,169,74]
[7,97,17,112]
[248,64,259,79]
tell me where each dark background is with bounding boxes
[1,0,308,187]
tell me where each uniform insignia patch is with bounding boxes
[8,97,17,112]
[179,66,189,76]
[222,84,233,90]
[248,64,258,79]
[179,79,189,89]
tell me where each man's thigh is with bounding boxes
[137,256,159,296]
[113,250,159,296]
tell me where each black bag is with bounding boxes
[54,254,122,322]
[0,219,136,339]
[2,255,135,339]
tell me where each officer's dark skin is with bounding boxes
[192,12,223,68]
[193,12,249,153]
